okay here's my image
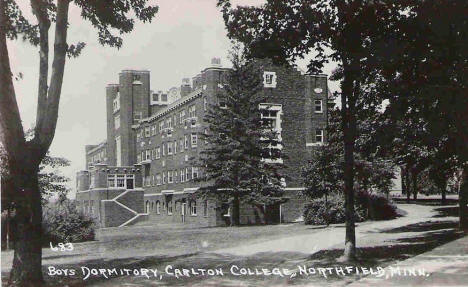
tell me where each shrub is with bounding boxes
[42,200,95,245]
[304,191,397,225]
[356,190,398,220]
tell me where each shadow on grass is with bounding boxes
[381,220,458,233]
[433,206,459,217]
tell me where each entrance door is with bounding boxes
[181,203,187,223]
[126,178,134,189]
[265,203,281,224]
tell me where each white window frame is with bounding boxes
[107,174,135,189]
[316,129,324,143]
[168,141,173,155]
[263,71,277,88]
[190,200,197,216]
[192,167,199,179]
[184,135,189,149]
[315,99,323,113]
[259,103,283,163]
[191,133,198,147]
[168,171,173,183]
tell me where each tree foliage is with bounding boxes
[197,49,285,225]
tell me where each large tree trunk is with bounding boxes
[230,195,240,226]
[340,68,357,262]
[459,166,468,231]
[0,0,70,285]
[401,166,410,203]
[9,164,44,286]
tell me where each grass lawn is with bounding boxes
[1,202,463,286]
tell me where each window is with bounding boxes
[180,139,184,152]
[168,142,173,155]
[179,110,186,124]
[315,129,324,143]
[166,200,172,215]
[190,201,197,216]
[114,114,120,129]
[259,104,283,162]
[184,135,189,149]
[174,170,178,183]
[191,133,197,147]
[192,167,199,179]
[180,169,185,182]
[156,201,160,214]
[113,92,120,113]
[161,94,168,102]
[168,171,173,183]
[263,71,277,88]
[159,121,164,133]
[188,105,196,118]
[152,93,159,102]
[203,200,208,217]
[134,111,142,122]
[162,143,166,156]
[203,97,208,111]
[174,140,178,154]
[204,128,209,144]
[156,174,161,185]
[186,167,190,181]
[315,99,323,113]
[107,174,135,189]
[163,172,167,184]
[156,147,161,159]
[145,150,151,160]
[145,127,150,137]
[166,117,172,129]
[151,125,157,136]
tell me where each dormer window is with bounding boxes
[161,94,168,102]
[263,71,277,88]
[152,93,159,102]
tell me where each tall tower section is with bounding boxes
[106,70,150,166]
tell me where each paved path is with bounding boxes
[215,204,450,256]
[348,234,468,286]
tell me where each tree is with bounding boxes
[374,0,467,227]
[218,0,402,260]
[197,50,285,226]
[0,0,158,284]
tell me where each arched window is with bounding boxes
[190,200,197,216]
[203,200,208,217]
[151,201,154,212]
[145,200,150,213]
[167,200,173,215]
[156,201,160,214]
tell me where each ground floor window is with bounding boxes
[167,201,173,215]
[156,201,160,214]
[190,200,197,216]
[145,200,150,213]
[203,200,208,217]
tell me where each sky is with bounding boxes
[8,0,339,197]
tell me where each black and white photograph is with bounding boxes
[0,0,467,286]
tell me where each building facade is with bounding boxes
[76,58,331,228]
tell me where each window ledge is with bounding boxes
[306,142,324,147]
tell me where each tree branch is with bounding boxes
[31,0,50,139]
[0,0,26,160]
[34,0,69,159]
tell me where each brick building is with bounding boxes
[76,58,331,228]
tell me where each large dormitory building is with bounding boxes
[76,58,332,228]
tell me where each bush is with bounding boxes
[42,200,95,245]
[304,191,397,225]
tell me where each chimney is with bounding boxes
[211,57,222,68]
[180,78,192,98]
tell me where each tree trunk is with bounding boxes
[401,166,408,201]
[340,67,357,262]
[441,185,446,205]
[230,195,240,226]
[411,170,418,201]
[459,166,468,231]
[9,165,44,286]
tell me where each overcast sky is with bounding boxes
[8,0,338,197]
